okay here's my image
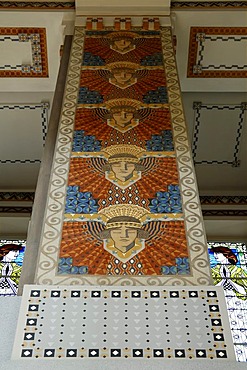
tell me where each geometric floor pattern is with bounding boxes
[12,285,235,360]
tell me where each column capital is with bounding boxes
[76,0,170,16]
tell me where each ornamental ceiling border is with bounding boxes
[171,1,247,8]
[1,192,246,205]
[2,193,247,216]
[0,1,75,9]
[0,28,48,78]
[0,1,247,9]
[35,26,211,287]
[188,27,247,78]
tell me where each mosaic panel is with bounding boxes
[35,26,210,286]
[188,27,247,78]
[0,28,48,77]
[12,285,235,360]
[208,242,247,362]
[0,240,26,296]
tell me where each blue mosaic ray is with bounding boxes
[149,185,182,213]
[146,130,174,151]
[140,53,163,66]
[78,87,104,104]
[73,130,101,152]
[82,52,105,66]
[161,257,190,275]
[143,86,168,104]
[65,186,98,214]
[58,258,88,274]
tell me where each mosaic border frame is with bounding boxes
[0,27,48,77]
[35,26,211,286]
[187,27,247,78]
[12,285,235,360]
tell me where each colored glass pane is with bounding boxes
[0,239,26,296]
[208,242,247,362]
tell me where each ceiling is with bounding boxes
[0,3,246,239]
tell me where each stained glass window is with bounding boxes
[208,242,247,362]
[0,239,26,296]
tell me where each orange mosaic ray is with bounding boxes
[60,220,188,275]
[74,108,172,148]
[79,69,166,101]
[83,35,162,64]
[68,157,179,209]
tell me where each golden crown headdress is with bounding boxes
[99,204,148,229]
[107,61,140,71]
[102,145,145,163]
[105,98,143,112]
[106,31,139,40]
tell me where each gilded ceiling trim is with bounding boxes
[1,0,247,9]
[0,1,74,9]
[2,207,247,217]
[1,192,246,205]
[200,195,247,205]
[0,206,32,214]
[202,210,247,217]
[171,1,247,8]
[1,193,246,215]
[0,192,35,201]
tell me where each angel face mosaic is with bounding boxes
[59,29,189,277]
[12,285,235,360]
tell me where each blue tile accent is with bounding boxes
[82,52,105,66]
[65,185,98,214]
[176,257,190,274]
[161,257,190,275]
[58,257,88,274]
[73,130,101,152]
[141,53,163,66]
[149,185,182,213]
[146,130,174,151]
[78,87,104,104]
[143,86,168,104]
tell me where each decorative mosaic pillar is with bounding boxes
[34,23,211,286]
